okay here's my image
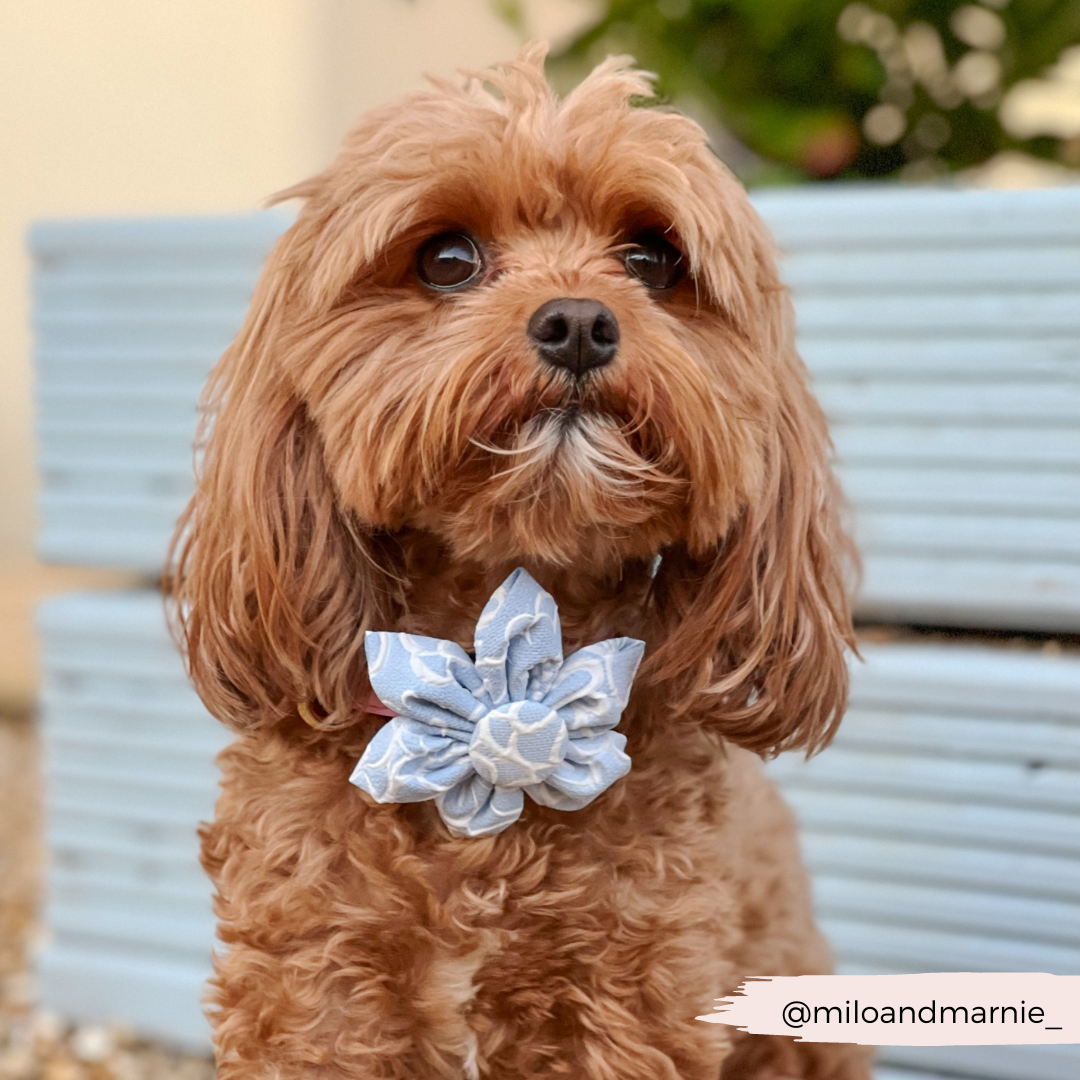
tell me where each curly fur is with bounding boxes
[171,43,871,1080]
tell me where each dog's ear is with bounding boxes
[168,243,398,736]
[643,286,856,758]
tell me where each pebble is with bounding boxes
[69,1030,113,1066]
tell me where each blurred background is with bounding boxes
[2,2,1080,1079]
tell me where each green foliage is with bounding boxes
[546,0,1080,181]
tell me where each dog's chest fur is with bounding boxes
[204,709,741,1076]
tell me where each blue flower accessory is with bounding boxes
[350,568,645,837]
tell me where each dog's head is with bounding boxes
[173,44,854,755]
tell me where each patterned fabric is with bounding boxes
[350,568,645,837]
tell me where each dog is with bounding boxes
[171,43,872,1080]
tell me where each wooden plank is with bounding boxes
[49,873,211,915]
[33,316,239,352]
[782,788,1080,857]
[832,425,1080,468]
[771,747,1080,813]
[47,808,203,852]
[850,643,1080,718]
[811,876,1080,945]
[37,357,213,386]
[41,467,193,500]
[46,741,222,786]
[37,430,198,462]
[47,904,212,958]
[37,531,172,572]
[834,708,1080,767]
[816,382,1080,424]
[48,837,207,889]
[819,917,1080,974]
[800,832,1080,902]
[853,512,1080,561]
[30,211,288,255]
[44,706,226,746]
[48,773,219,820]
[880,1046,1080,1080]
[781,245,1080,291]
[34,391,200,424]
[800,337,1079,377]
[36,944,212,1051]
[34,272,259,310]
[797,292,1080,336]
[874,1069,956,1080]
[838,466,1080,513]
[752,186,1080,247]
[856,555,1080,631]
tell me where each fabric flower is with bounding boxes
[350,568,644,837]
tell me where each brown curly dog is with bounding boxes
[171,42,872,1080]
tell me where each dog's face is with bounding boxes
[268,48,785,572]
[176,46,853,753]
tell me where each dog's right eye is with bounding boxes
[417,233,484,291]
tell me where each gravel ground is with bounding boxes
[0,713,215,1080]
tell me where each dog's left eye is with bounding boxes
[417,233,484,291]
[623,233,685,290]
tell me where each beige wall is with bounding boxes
[0,0,589,564]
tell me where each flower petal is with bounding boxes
[350,717,473,803]
[437,775,525,837]
[473,568,563,705]
[365,631,487,733]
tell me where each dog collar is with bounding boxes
[349,568,644,838]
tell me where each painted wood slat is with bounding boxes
[811,876,1080,947]
[856,556,1080,631]
[46,741,223,786]
[48,837,208,890]
[853,512,1080,561]
[800,337,1079,377]
[37,589,222,1046]
[800,832,1080,903]
[850,643,1080,717]
[47,773,219,822]
[34,273,261,310]
[36,945,212,1052]
[47,818,202,866]
[770,643,1080,1080]
[38,530,175,571]
[33,316,242,353]
[820,917,1080,974]
[753,186,1080,630]
[36,384,205,413]
[797,292,1080,336]
[832,708,1080,767]
[771,747,1080,813]
[780,246,1080,291]
[37,494,186,526]
[838,466,1080,514]
[48,904,213,958]
[751,186,1080,247]
[782,787,1080,858]
[832,427,1080,469]
[36,359,213,388]
[879,1046,1080,1080]
[815,382,1080,425]
[50,873,212,917]
[39,467,193,500]
[30,212,288,250]
[45,721,228,759]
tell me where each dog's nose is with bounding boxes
[527,298,619,377]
